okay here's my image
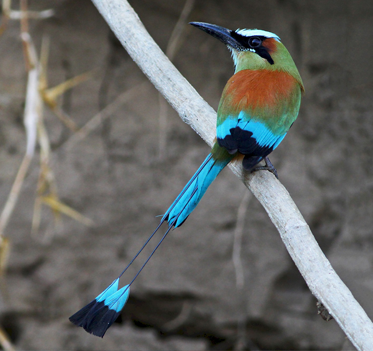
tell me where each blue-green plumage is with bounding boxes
[217,114,287,156]
[164,153,231,227]
[69,22,303,339]
[69,279,130,337]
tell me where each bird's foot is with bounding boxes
[251,157,278,179]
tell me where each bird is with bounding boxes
[69,22,304,337]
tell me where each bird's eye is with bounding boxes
[248,37,262,48]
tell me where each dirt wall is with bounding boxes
[1,0,373,350]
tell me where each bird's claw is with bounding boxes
[251,157,278,179]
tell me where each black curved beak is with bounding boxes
[189,22,245,50]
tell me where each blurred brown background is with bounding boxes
[1,0,373,350]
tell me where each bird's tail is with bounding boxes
[69,144,233,337]
[163,147,233,227]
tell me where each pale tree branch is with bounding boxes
[91,1,373,349]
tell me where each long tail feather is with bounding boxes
[70,149,232,337]
[164,152,231,227]
[69,278,130,337]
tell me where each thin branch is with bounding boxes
[8,9,54,20]
[157,0,195,159]
[232,191,252,351]
[162,301,192,332]
[232,191,251,289]
[20,0,31,71]
[0,31,40,239]
[157,94,168,159]
[166,0,195,60]
[0,155,32,237]
[0,326,16,351]
[0,0,53,37]
[61,81,149,151]
[91,1,373,350]
[0,11,91,242]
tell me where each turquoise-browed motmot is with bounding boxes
[70,22,304,337]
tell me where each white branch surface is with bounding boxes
[91,1,373,349]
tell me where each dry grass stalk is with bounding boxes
[0,28,41,241]
[32,116,59,234]
[0,238,10,277]
[8,9,54,20]
[38,36,91,132]
[32,36,95,234]
[41,72,93,132]
[0,0,11,36]
[1,2,93,243]
[0,0,54,37]
[41,196,94,227]
[0,3,90,349]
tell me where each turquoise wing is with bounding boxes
[216,111,286,156]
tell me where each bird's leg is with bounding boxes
[251,157,278,179]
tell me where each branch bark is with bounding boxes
[91,1,373,349]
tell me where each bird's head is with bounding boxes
[190,22,299,77]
